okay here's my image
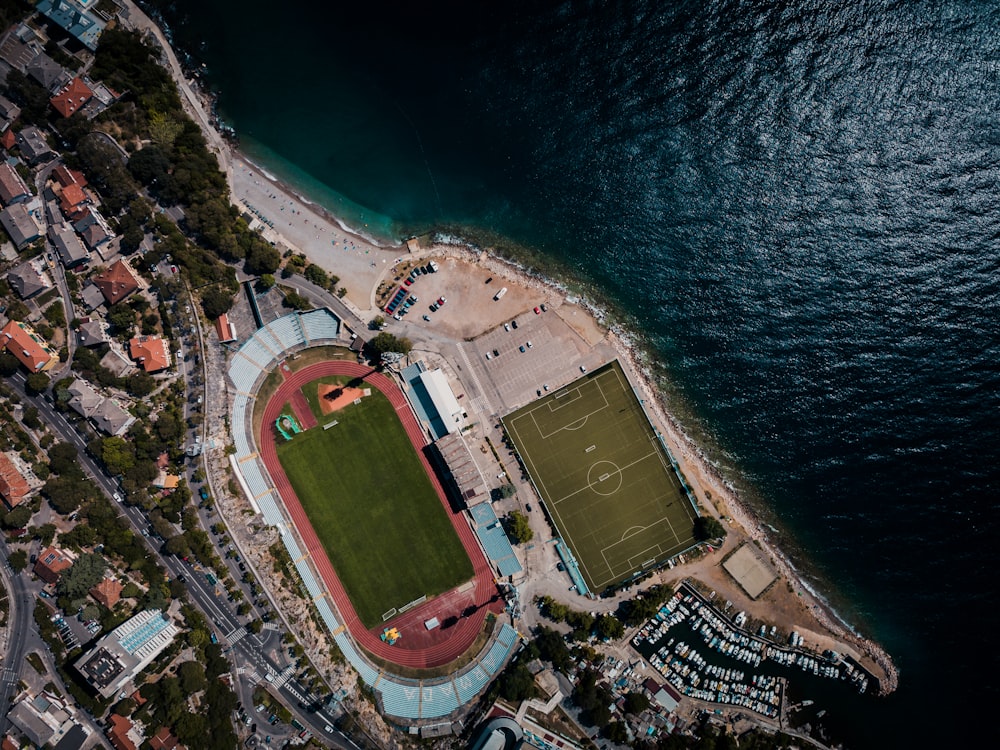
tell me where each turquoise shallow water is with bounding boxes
[149,1,1000,745]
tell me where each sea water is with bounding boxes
[149,0,1000,746]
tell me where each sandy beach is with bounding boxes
[130,0,897,696]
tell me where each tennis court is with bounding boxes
[503,360,697,591]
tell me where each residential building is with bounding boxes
[7,260,51,299]
[0,320,58,372]
[50,75,93,117]
[66,379,135,436]
[52,164,87,190]
[106,713,137,750]
[94,259,140,305]
[76,609,180,698]
[0,161,28,204]
[0,93,21,123]
[80,281,106,311]
[0,451,33,508]
[148,726,185,750]
[76,318,106,347]
[89,577,123,608]
[58,181,90,217]
[33,546,76,585]
[214,312,237,342]
[7,690,88,748]
[0,129,15,150]
[50,225,90,267]
[128,335,170,373]
[0,202,42,248]
[0,24,42,72]
[16,126,53,164]
[36,0,109,52]
[25,52,66,91]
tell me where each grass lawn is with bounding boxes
[503,360,697,591]
[276,382,473,627]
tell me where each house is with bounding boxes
[81,80,121,119]
[7,261,51,299]
[80,220,109,251]
[0,451,32,508]
[92,398,136,436]
[0,94,20,123]
[58,182,90,217]
[50,225,90,267]
[106,713,137,750]
[0,129,15,151]
[94,259,140,305]
[128,336,170,373]
[89,577,123,608]
[0,24,42,72]
[52,164,87,190]
[0,320,58,372]
[148,726,185,750]
[76,318,105,347]
[25,52,67,92]
[6,690,85,748]
[67,379,135,436]
[214,312,237,343]
[16,126,54,164]
[33,546,76,585]
[80,282,106,311]
[0,161,29,205]
[0,203,42,249]
[36,0,109,53]
[50,76,93,118]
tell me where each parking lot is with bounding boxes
[467,308,597,413]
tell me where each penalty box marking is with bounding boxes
[526,379,612,440]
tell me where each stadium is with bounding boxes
[225,309,520,722]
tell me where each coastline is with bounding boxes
[124,0,898,697]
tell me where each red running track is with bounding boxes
[258,361,499,669]
[286,387,317,430]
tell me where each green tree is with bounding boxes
[201,287,233,320]
[7,549,28,572]
[603,722,628,744]
[48,443,80,476]
[258,273,275,290]
[368,332,412,355]
[694,515,726,541]
[106,302,136,335]
[245,243,281,275]
[504,510,533,544]
[25,372,50,396]
[594,613,625,641]
[101,436,136,476]
[2,505,32,529]
[22,406,41,429]
[178,660,207,695]
[623,691,650,715]
[369,315,385,330]
[498,663,535,701]
[33,523,57,546]
[534,626,572,672]
[56,552,107,600]
[0,352,20,376]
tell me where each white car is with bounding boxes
[503,323,510,331]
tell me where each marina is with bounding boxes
[631,583,877,722]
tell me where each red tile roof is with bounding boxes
[149,726,184,750]
[214,313,237,342]
[128,336,170,373]
[0,161,28,204]
[59,182,88,213]
[94,260,140,305]
[52,164,87,189]
[0,452,31,508]
[89,577,123,608]
[0,320,58,372]
[33,546,74,585]
[107,714,137,750]
[50,76,93,118]
[0,130,15,150]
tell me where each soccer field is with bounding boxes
[503,361,697,591]
[276,384,473,628]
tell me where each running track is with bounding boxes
[258,361,499,668]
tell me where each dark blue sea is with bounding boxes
[150,0,1000,746]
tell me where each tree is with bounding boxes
[100,436,136,476]
[33,523,57,547]
[694,515,726,541]
[282,291,311,310]
[25,372,50,396]
[0,352,20,376]
[623,691,650,715]
[498,663,535,702]
[106,302,136,335]
[257,273,275,290]
[2,505,32,529]
[22,406,41,429]
[368,332,412,356]
[57,552,107,599]
[595,613,625,641]
[7,549,27,572]
[504,510,533,544]
[201,287,233,320]
[603,722,628,744]
[534,626,572,672]
[245,243,281,275]
[48,443,80,476]
[369,315,385,330]
[178,660,207,694]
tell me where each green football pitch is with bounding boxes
[276,383,473,628]
[503,360,697,591]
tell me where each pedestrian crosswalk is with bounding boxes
[270,665,296,689]
[225,626,248,645]
[263,622,280,631]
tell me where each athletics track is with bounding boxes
[258,361,501,669]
